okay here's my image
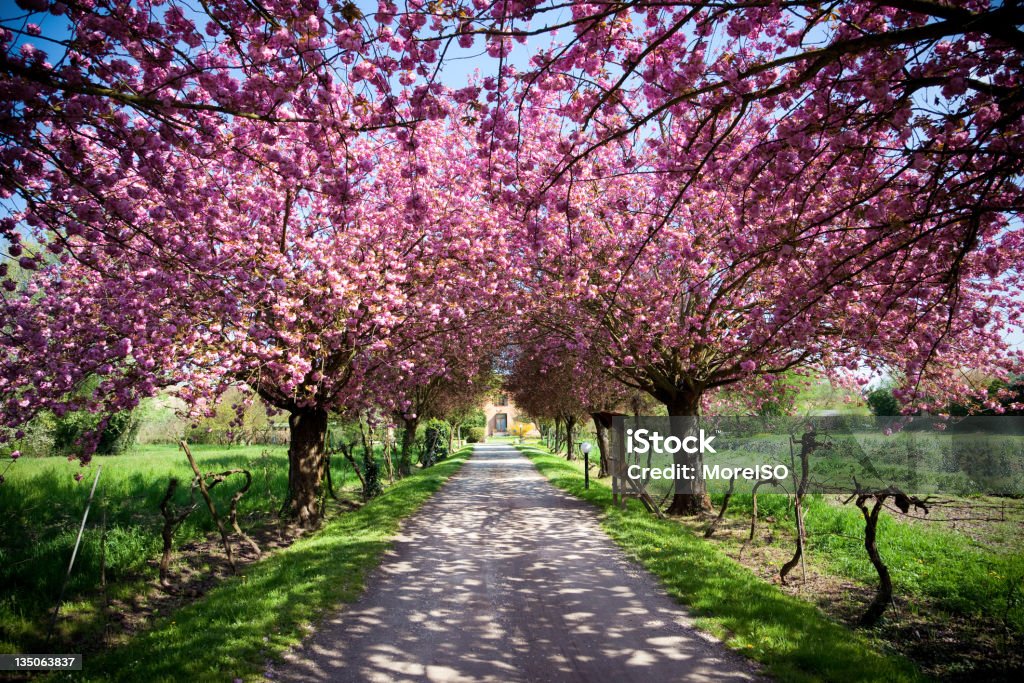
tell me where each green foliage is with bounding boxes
[465,426,485,443]
[97,410,143,454]
[420,419,450,467]
[183,389,276,446]
[462,408,486,428]
[518,444,923,683]
[445,405,486,429]
[327,419,362,451]
[80,450,470,681]
[52,408,141,455]
[1,413,55,458]
[866,387,900,416]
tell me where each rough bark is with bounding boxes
[780,429,814,584]
[856,494,892,626]
[381,430,395,484]
[285,409,328,528]
[338,440,366,492]
[399,416,418,477]
[704,476,736,538]
[564,414,577,461]
[212,468,261,558]
[324,451,338,500]
[749,477,779,541]
[181,441,236,571]
[158,477,198,584]
[662,393,713,515]
[591,412,615,478]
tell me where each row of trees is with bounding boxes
[1,1,1021,524]
[869,376,1024,417]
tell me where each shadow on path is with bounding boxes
[275,444,764,682]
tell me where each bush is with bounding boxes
[362,453,383,500]
[97,410,143,454]
[2,413,55,458]
[420,419,450,467]
[866,387,900,416]
[52,408,141,455]
[465,427,485,443]
[510,421,534,438]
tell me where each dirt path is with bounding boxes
[275,444,764,682]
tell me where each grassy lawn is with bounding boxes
[518,443,923,683]
[565,428,1024,634]
[0,443,391,655]
[38,447,469,681]
[722,492,1024,631]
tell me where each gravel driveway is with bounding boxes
[275,443,765,682]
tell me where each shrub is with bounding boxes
[509,421,534,438]
[420,419,450,467]
[866,387,900,416]
[53,408,141,455]
[465,427,485,443]
[464,408,487,428]
[362,454,383,500]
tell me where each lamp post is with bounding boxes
[580,441,592,489]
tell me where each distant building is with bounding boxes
[481,393,539,437]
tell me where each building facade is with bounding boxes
[481,394,539,437]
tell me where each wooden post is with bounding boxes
[181,441,236,573]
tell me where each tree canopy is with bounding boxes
[2,0,1021,519]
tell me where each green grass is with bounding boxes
[59,448,469,681]
[517,444,923,683]
[723,492,1024,631]
[0,443,367,653]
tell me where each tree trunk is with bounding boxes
[381,431,394,484]
[592,412,613,478]
[286,408,328,528]
[705,475,736,538]
[399,417,418,477]
[324,452,338,500]
[749,477,778,541]
[781,430,814,584]
[339,441,366,492]
[565,415,577,460]
[662,393,713,515]
[857,494,893,626]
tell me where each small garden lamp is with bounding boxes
[580,441,592,489]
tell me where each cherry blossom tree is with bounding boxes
[506,345,587,460]
[387,335,505,476]
[1,114,512,525]
[3,0,1022,528]
[506,338,636,464]
[502,97,1021,513]
[383,1,1022,244]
